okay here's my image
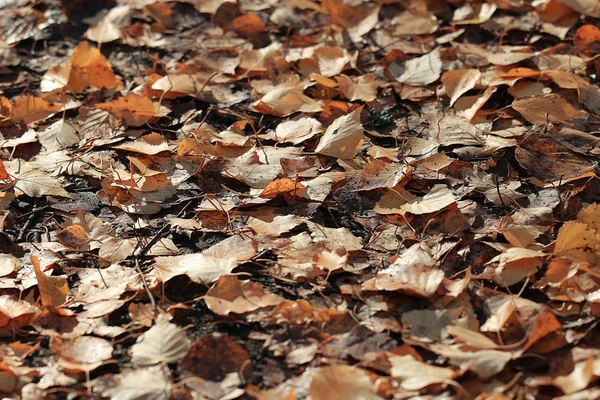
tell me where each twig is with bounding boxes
[137,199,194,257]
[495,175,506,208]
[134,257,157,317]
[17,200,43,242]
[133,199,195,321]
[17,205,49,219]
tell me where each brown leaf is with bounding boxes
[179,333,252,382]
[314,108,363,159]
[310,365,383,400]
[515,134,596,183]
[204,275,284,315]
[56,225,90,250]
[50,336,113,372]
[112,132,169,155]
[10,96,60,125]
[131,317,191,366]
[373,243,444,297]
[96,94,159,126]
[441,69,481,107]
[32,256,69,308]
[259,178,304,198]
[512,94,588,124]
[67,41,121,92]
[0,295,39,329]
[336,74,377,102]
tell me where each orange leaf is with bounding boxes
[574,24,600,52]
[0,160,11,181]
[32,256,69,308]
[96,94,159,126]
[232,13,265,36]
[10,96,60,125]
[56,225,90,250]
[260,178,304,198]
[67,41,121,92]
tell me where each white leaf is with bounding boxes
[131,318,191,366]
[315,108,363,159]
[395,48,442,86]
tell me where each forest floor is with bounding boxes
[1,0,600,399]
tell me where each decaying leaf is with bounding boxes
[96,94,160,126]
[204,275,283,315]
[392,48,442,86]
[131,317,191,366]
[32,256,69,308]
[315,108,363,159]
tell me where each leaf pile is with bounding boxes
[1,0,600,399]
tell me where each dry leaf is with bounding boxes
[336,74,377,102]
[179,333,251,382]
[374,243,443,297]
[442,69,481,107]
[310,365,383,400]
[66,41,121,92]
[10,96,60,125]
[315,108,363,159]
[96,94,159,126]
[92,366,172,400]
[260,178,304,198]
[252,83,323,117]
[51,336,113,372]
[389,354,455,390]
[204,275,283,315]
[85,5,131,44]
[512,94,588,124]
[393,48,442,86]
[131,317,191,366]
[113,133,169,155]
[266,117,323,144]
[400,185,456,215]
[0,296,39,329]
[153,254,238,284]
[32,256,69,308]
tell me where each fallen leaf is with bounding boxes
[153,254,238,284]
[389,354,455,390]
[400,185,456,215]
[10,96,60,125]
[442,69,481,107]
[512,94,588,124]
[96,94,159,126]
[51,336,113,372]
[310,364,383,400]
[92,366,172,400]
[336,74,377,102]
[131,317,191,366]
[204,275,283,315]
[374,243,443,297]
[392,48,442,86]
[179,333,251,382]
[0,295,39,329]
[315,108,363,159]
[66,41,121,92]
[113,132,169,155]
[260,178,304,198]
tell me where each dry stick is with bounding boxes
[134,199,195,319]
[134,257,157,317]
[495,175,506,208]
[138,199,194,257]
[17,200,42,242]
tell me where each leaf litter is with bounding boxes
[0,0,600,399]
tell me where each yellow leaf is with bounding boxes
[32,256,69,308]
